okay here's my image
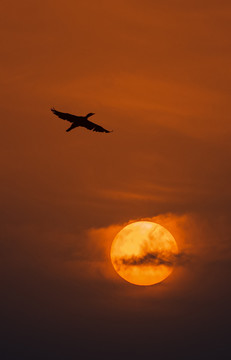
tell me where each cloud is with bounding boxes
[113,250,190,268]
[85,211,231,290]
[83,213,194,283]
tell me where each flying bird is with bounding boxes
[51,108,112,133]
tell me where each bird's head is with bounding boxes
[86,112,95,118]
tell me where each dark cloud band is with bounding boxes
[114,251,190,268]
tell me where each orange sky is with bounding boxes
[1,0,231,358]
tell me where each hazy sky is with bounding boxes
[1,1,231,359]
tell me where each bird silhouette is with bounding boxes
[51,108,112,133]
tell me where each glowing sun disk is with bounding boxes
[110,221,178,286]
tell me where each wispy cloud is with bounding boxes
[113,250,190,268]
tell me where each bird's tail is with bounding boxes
[66,126,73,132]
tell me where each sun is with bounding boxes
[110,221,178,286]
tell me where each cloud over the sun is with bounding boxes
[113,250,190,268]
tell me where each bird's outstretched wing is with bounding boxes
[51,108,80,122]
[84,119,112,133]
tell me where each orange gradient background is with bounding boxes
[1,1,231,358]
